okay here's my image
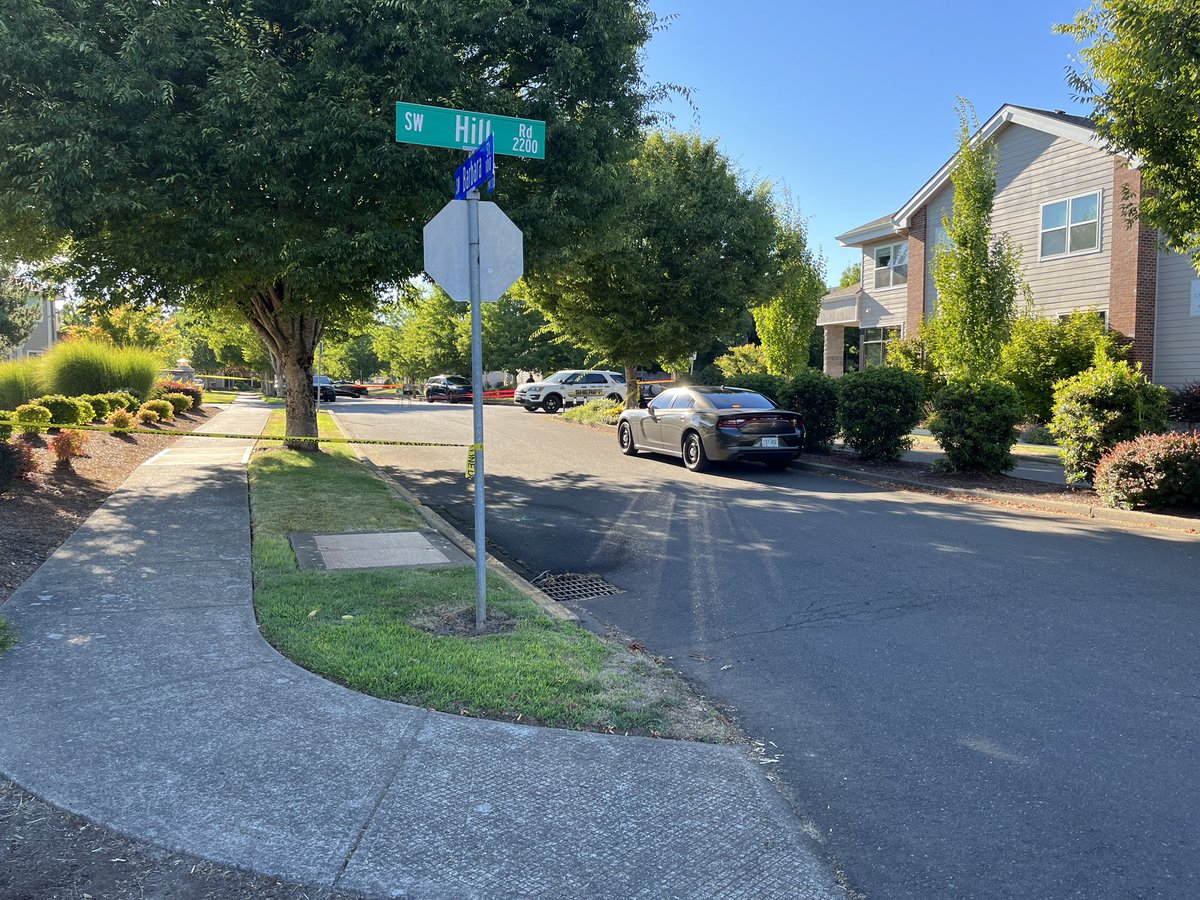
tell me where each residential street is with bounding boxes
[337,397,1200,900]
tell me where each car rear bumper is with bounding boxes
[705,432,802,463]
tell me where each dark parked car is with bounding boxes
[313,375,336,402]
[333,381,368,398]
[616,386,804,472]
[424,374,472,403]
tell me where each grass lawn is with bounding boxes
[249,411,729,739]
[202,390,238,404]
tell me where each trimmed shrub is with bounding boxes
[84,394,112,420]
[15,402,52,435]
[0,411,12,441]
[1049,357,1170,483]
[1094,432,1200,510]
[1168,381,1200,425]
[1019,425,1055,446]
[104,390,139,412]
[998,311,1123,423]
[107,407,135,432]
[49,429,88,464]
[0,439,39,489]
[928,379,1022,474]
[154,379,203,411]
[0,358,44,408]
[32,394,94,427]
[160,391,193,416]
[785,368,839,450]
[41,340,160,399]
[141,398,175,421]
[837,367,925,461]
[135,406,160,426]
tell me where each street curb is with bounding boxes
[796,459,1200,533]
[330,412,578,623]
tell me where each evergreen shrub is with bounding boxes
[1049,357,1169,483]
[15,402,52,435]
[135,406,160,426]
[84,394,111,420]
[786,368,839,450]
[107,408,135,432]
[1094,432,1200,510]
[33,394,93,427]
[160,392,193,416]
[1168,381,1200,425]
[837,367,925,460]
[0,412,11,441]
[725,374,789,407]
[928,379,1022,474]
[141,399,175,421]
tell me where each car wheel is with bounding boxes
[523,405,538,413]
[542,393,563,414]
[606,393,623,404]
[618,422,638,456]
[426,392,435,402]
[682,431,709,472]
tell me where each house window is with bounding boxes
[860,326,902,368]
[1040,191,1100,258]
[873,242,908,289]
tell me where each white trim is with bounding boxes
[1038,190,1102,260]
[872,242,909,290]
[836,220,902,246]
[894,105,1107,229]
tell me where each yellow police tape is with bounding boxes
[0,418,479,480]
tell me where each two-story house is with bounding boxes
[818,104,1200,387]
[4,295,57,360]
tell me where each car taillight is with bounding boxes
[718,416,745,429]
[793,417,804,431]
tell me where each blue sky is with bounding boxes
[641,1,1095,282]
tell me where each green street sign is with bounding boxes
[395,102,545,159]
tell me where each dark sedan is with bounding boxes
[333,381,369,398]
[424,374,472,403]
[617,386,804,472]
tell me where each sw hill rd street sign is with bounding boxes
[423,200,524,303]
[396,101,545,159]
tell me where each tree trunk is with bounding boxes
[624,360,639,410]
[240,283,323,450]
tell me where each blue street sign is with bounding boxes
[455,134,495,199]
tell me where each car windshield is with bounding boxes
[545,371,577,384]
[698,389,775,410]
[445,376,468,386]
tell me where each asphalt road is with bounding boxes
[335,397,1200,899]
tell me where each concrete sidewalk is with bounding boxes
[0,398,843,899]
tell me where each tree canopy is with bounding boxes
[0,0,656,444]
[753,201,826,377]
[526,131,778,397]
[925,101,1027,380]
[0,263,40,356]
[1058,0,1200,269]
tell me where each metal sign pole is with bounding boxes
[467,189,487,631]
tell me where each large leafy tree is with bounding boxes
[925,101,1028,380]
[752,201,826,377]
[0,1,655,446]
[837,261,861,289]
[455,286,588,379]
[374,289,468,382]
[1058,1,1200,269]
[61,301,184,361]
[527,131,778,403]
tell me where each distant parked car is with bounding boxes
[424,374,472,403]
[333,380,368,398]
[313,375,336,402]
[616,386,804,472]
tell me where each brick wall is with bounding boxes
[906,205,927,337]
[1108,161,1158,378]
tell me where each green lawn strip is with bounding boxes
[202,390,238,404]
[0,617,16,656]
[249,413,728,739]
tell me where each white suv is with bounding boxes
[514,370,627,414]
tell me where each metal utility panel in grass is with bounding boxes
[290,531,472,571]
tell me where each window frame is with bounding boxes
[1039,191,1102,260]
[859,325,903,369]
[872,242,909,290]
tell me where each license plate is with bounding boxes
[760,436,779,448]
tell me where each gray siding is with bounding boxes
[10,299,56,358]
[922,123,1113,320]
[859,240,906,330]
[1153,247,1200,387]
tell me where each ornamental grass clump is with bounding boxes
[836,367,925,461]
[928,379,1022,474]
[0,358,44,408]
[1049,355,1169,483]
[1094,432,1200,510]
[41,340,160,399]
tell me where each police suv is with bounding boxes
[514,370,627,414]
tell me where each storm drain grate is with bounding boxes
[531,572,625,602]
